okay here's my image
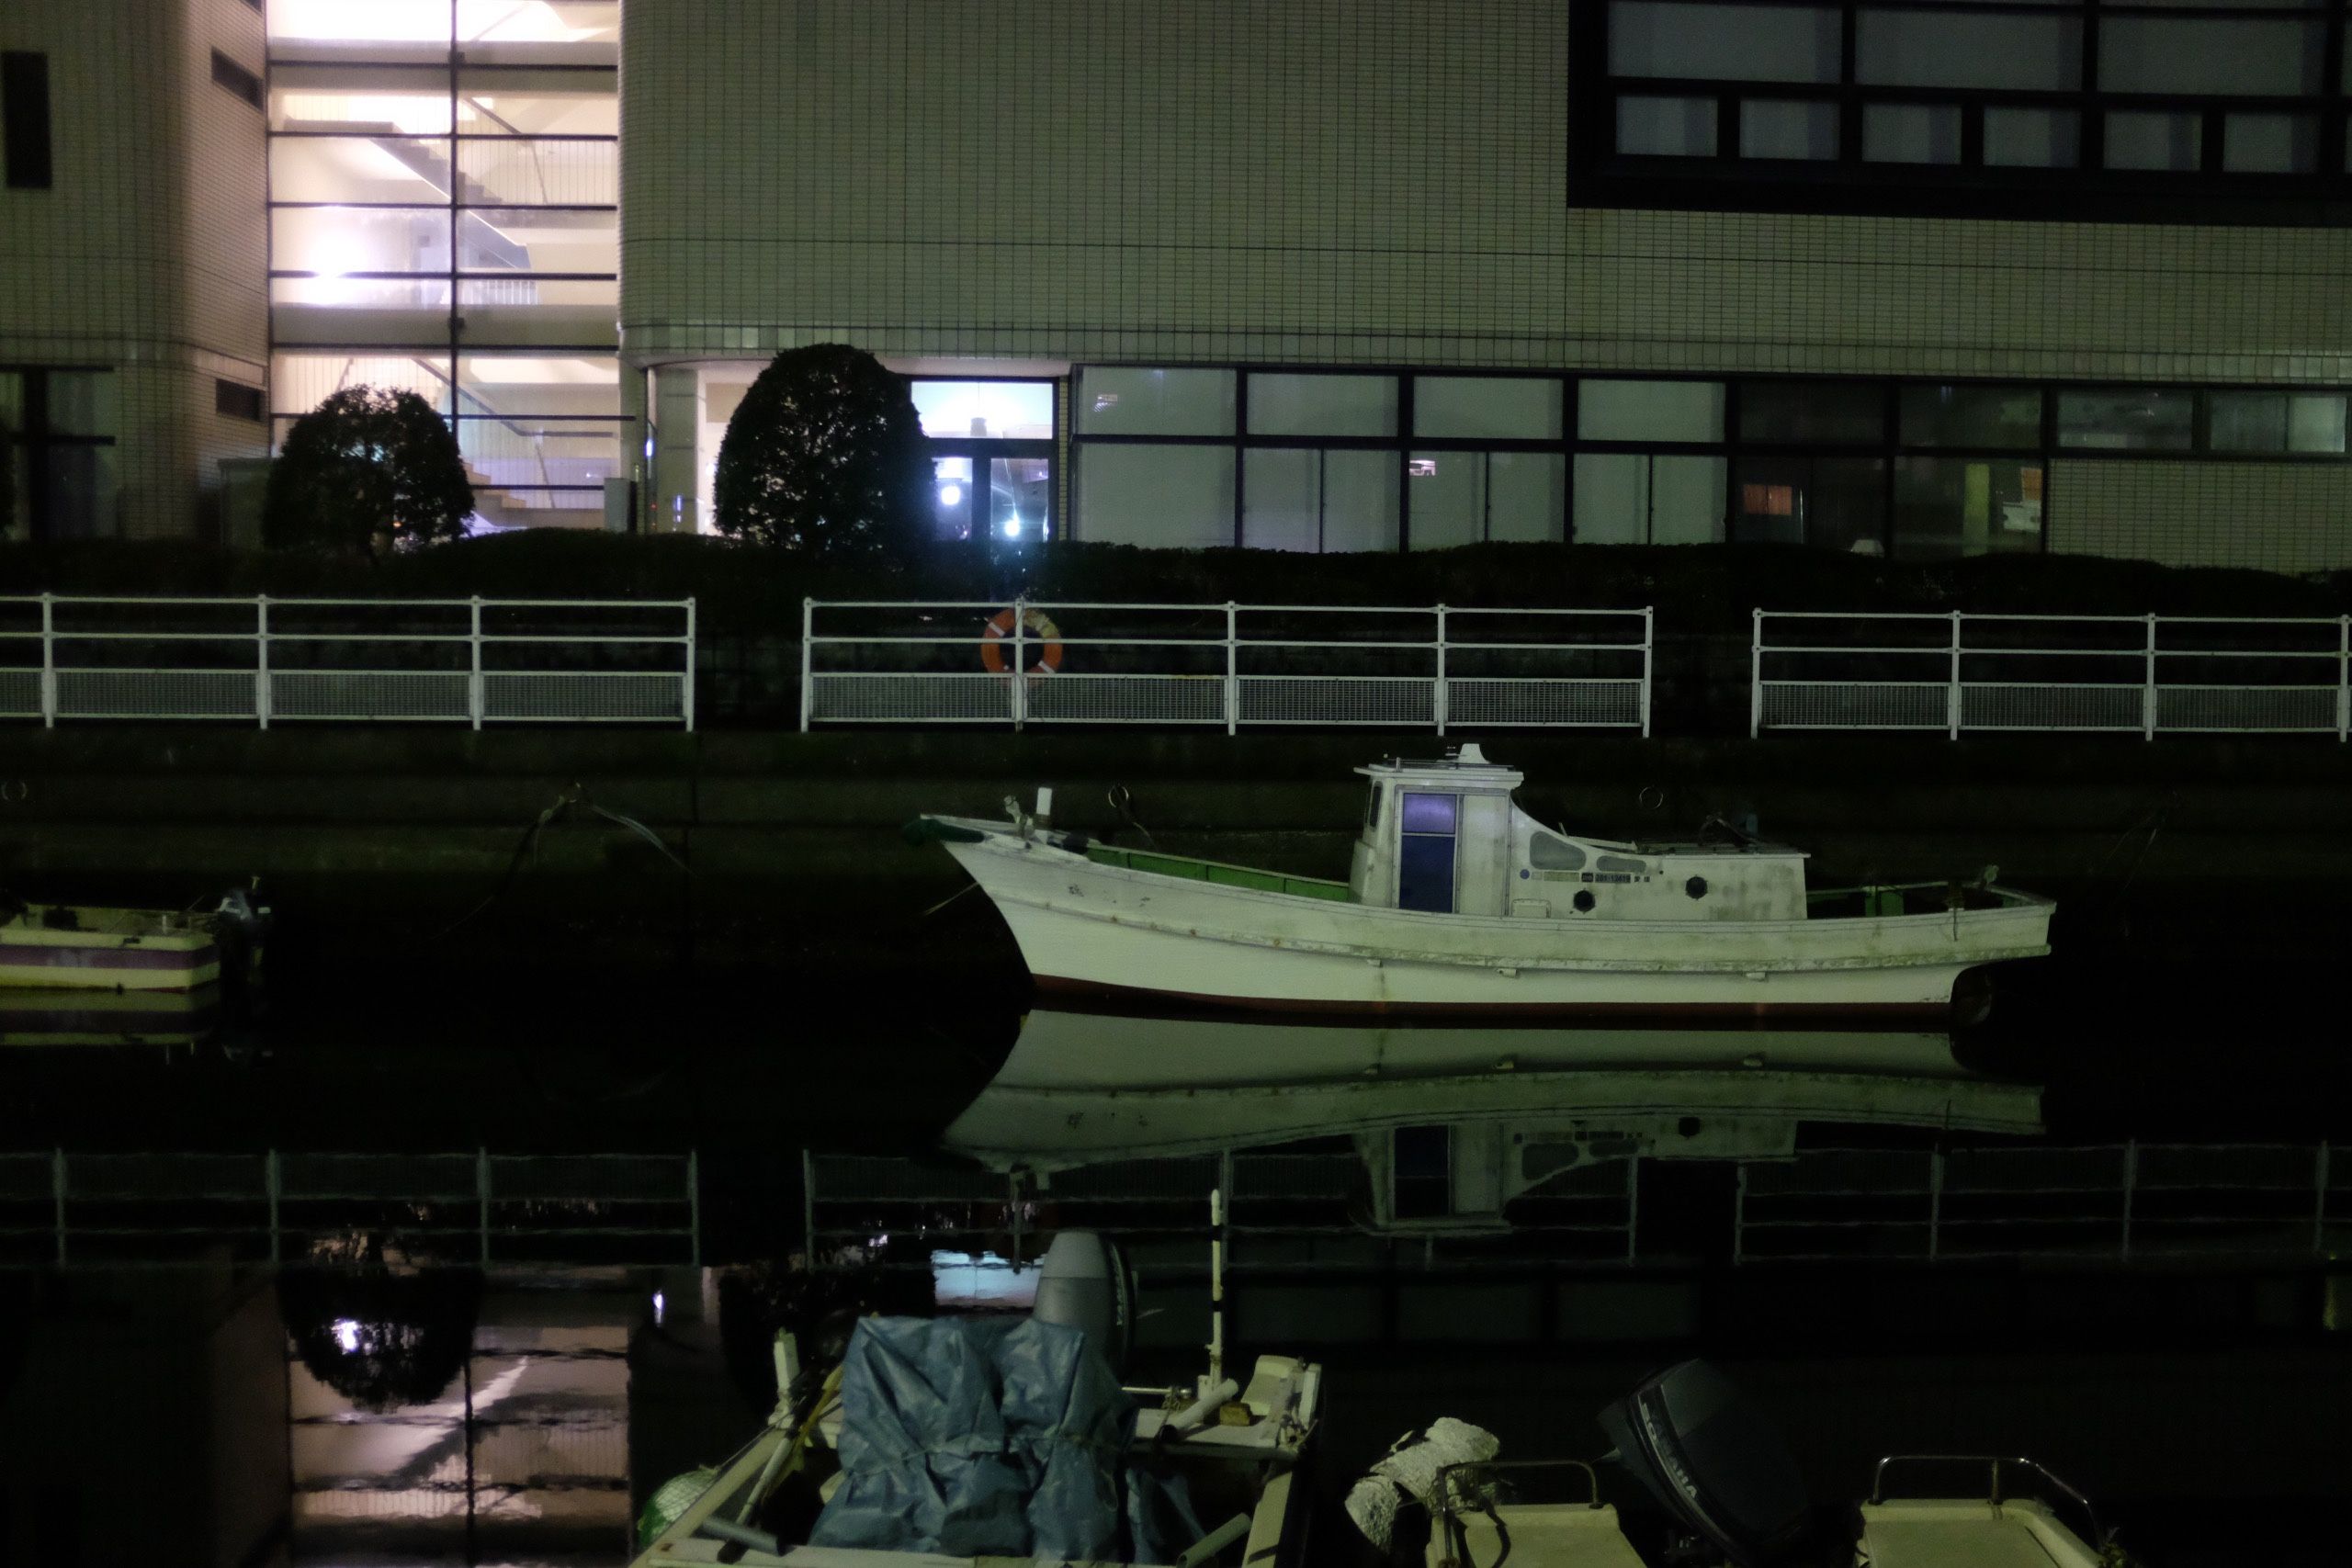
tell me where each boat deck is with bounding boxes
[1083,843,1352,902]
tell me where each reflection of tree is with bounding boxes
[717,1249,933,1415]
[277,1238,485,1411]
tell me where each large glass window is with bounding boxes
[1894,458,2043,558]
[1898,385,2042,449]
[1244,449,1398,552]
[1609,2,1839,84]
[0,367,118,541]
[1739,382,1885,446]
[1734,457,1885,552]
[1408,452,1564,548]
[910,380,1054,441]
[1574,455,1726,545]
[1078,368,1235,436]
[1579,380,1724,444]
[1077,446,1237,547]
[1247,373,1396,438]
[1416,377,1564,441]
[2057,389,2195,450]
[2209,391,2347,454]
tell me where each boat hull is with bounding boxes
[0,939,220,992]
[941,825,2051,1020]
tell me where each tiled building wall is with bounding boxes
[623,0,2352,568]
[0,0,266,540]
[2050,460,2352,575]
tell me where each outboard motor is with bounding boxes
[1029,1230,1131,1372]
[1597,1359,1809,1567]
[210,882,272,1021]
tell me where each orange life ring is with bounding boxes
[980,606,1063,676]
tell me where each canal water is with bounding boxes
[1,874,2346,1565]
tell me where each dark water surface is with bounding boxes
[2,876,2346,1565]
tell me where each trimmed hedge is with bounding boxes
[3,533,2347,634]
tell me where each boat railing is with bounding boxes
[799,598,1654,735]
[0,592,695,728]
[1433,1457,1606,1518]
[1752,607,2352,740]
[1868,1454,2109,1547]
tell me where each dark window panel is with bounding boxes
[1617,94,1717,157]
[1733,456,1885,552]
[210,50,263,111]
[2057,389,2196,451]
[1737,382,1885,446]
[1609,2,1839,84]
[1899,385,2043,451]
[3,52,54,189]
[2209,391,2347,453]
[215,379,265,423]
[1892,457,2044,559]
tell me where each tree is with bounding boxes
[265,386,474,558]
[713,344,932,557]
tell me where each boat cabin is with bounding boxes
[1348,745,1811,921]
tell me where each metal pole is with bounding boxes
[1731,1165,1746,1267]
[38,592,55,728]
[1927,1149,1944,1262]
[1225,601,1238,737]
[1009,1170,1025,1269]
[2119,1141,2136,1262]
[255,595,271,730]
[1639,607,1654,739]
[798,598,815,733]
[477,1146,492,1269]
[2143,615,2158,742]
[51,1147,66,1266]
[2315,1143,2331,1258]
[801,1148,818,1268]
[266,1148,282,1266]
[1433,605,1449,738]
[682,596,698,734]
[469,596,484,730]
[1624,1154,1639,1264]
[2336,617,2348,744]
[1207,1186,1226,1391]
[1748,609,1763,740]
[687,1148,702,1269]
[1012,599,1027,732]
[1947,611,1962,741]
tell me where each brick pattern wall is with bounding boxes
[0,0,266,539]
[2051,460,2352,573]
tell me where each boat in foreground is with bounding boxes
[913,746,2052,1021]
[1,886,267,995]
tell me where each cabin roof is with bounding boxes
[1355,742,1522,788]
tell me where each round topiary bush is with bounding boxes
[265,386,475,558]
[713,344,932,558]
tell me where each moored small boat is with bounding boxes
[0,886,269,996]
[912,747,2052,1021]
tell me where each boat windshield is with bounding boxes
[1364,784,1382,830]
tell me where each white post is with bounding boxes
[1749,608,1763,740]
[682,596,698,734]
[1638,606,1654,739]
[2336,616,2347,744]
[2142,614,2158,741]
[1011,599,1027,731]
[38,592,55,728]
[1433,604,1449,737]
[1224,601,1238,737]
[1206,1186,1226,1393]
[255,595,271,730]
[469,597,484,730]
[1946,610,1962,740]
[798,598,815,734]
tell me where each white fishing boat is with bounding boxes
[911,747,2052,1021]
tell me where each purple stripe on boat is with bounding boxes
[0,942,219,970]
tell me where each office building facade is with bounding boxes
[7,1,2352,571]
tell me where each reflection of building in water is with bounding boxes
[289,1287,632,1566]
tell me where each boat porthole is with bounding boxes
[1519,868,1530,879]
[1685,875,1708,899]
[1573,890,1596,913]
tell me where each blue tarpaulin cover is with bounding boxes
[808,1316,1138,1560]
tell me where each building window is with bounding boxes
[215,379,265,422]
[2,52,53,189]
[0,367,119,541]
[1575,0,2352,223]
[210,50,264,111]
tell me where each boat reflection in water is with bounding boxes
[942,1004,2041,1182]
[0,982,223,1047]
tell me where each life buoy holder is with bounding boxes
[980,606,1063,676]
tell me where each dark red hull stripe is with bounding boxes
[0,942,218,971]
[1032,974,1951,1021]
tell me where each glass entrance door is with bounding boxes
[931,449,1053,543]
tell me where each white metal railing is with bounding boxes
[0,594,695,728]
[0,1147,701,1268]
[800,599,1653,735]
[1734,1142,2343,1264]
[1752,609,2352,739]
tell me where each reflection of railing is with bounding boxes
[800,599,1655,734]
[1734,1142,2345,1263]
[1753,609,2352,739]
[0,1148,699,1268]
[0,595,695,728]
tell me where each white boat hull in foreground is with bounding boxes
[933,821,2052,1020]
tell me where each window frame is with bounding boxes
[1571,0,2352,226]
